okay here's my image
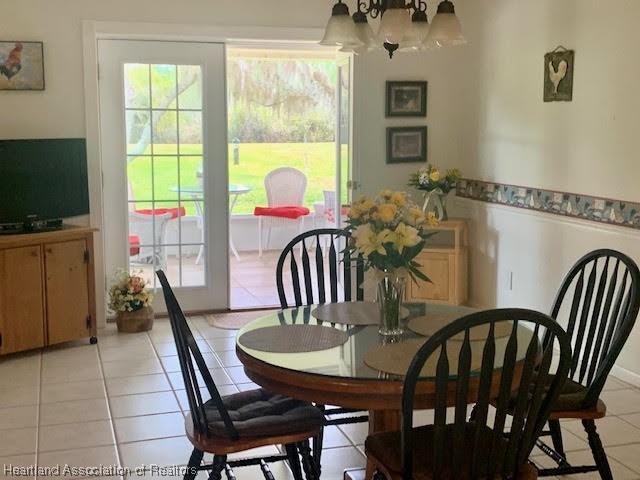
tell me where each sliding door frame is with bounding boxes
[82,21,354,325]
[97,39,229,313]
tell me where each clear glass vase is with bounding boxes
[422,190,449,221]
[377,273,407,336]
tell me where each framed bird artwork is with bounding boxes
[0,41,45,91]
[544,46,574,102]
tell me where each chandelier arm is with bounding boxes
[358,0,384,18]
[406,0,427,12]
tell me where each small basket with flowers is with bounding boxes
[109,269,155,333]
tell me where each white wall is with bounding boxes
[353,41,477,199]
[0,0,332,138]
[464,0,640,382]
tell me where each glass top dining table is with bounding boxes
[235,302,538,478]
[236,302,536,382]
[234,301,539,428]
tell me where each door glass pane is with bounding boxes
[124,64,150,108]
[180,200,205,287]
[180,156,204,199]
[127,155,152,203]
[128,201,157,286]
[178,65,203,109]
[125,62,205,288]
[151,64,178,109]
[179,111,203,154]
[153,110,178,154]
[153,156,178,202]
[126,111,151,155]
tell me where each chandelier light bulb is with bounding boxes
[340,11,378,54]
[427,0,467,47]
[320,1,364,47]
[377,6,411,46]
[399,9,430,51]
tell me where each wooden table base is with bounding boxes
[366,409,401,479]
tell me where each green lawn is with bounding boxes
[127,142,347,215]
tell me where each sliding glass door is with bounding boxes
[98,40,228,311]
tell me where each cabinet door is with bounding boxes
[45,239,91,345]
[0,246,45,354]
[409,252,452,302]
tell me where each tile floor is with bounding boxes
[1,315,640,480]
[230,251,283,309]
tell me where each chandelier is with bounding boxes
[320,0,466,58]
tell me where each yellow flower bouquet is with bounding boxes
[409,165,462,221]
[408,164,462,193]
[345,190,439,282]
[344,190,438,335]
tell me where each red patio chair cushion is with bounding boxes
[135,207,186,219]
[129,235,140,256]
[253,206,310,220]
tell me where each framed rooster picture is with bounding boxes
[544,47,574,102]
[0,41,45,91]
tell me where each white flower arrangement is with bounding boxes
[409,164,462,193]
[108,269,153,313]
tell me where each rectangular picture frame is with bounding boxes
[386,126,427,164]
[0,41,45,91]
[544,48,574,102]
[386,81,427,117]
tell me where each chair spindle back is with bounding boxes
[276,228,364,308]
[156,270,239,440]
[547,249,640,408]
[402,308,572,480]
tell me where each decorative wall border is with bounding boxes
[456,179,640,231]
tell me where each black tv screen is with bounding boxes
[0,139,90,223]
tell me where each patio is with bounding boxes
[131,205,343,309]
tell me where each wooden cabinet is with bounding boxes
[0,245,45,354]
[407,219,468,305]
[45,239,92,345]
[0,227,97,355]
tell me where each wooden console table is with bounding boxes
[406,219,468,305]
[0,226,98,355]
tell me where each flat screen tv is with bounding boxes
[0,138,90,224]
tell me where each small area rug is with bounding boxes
[207,309,277,330]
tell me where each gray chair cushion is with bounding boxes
[510,373,590,412]
[204,388,324,438]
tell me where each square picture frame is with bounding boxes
[0,41,45,91]
[387,126,427,164]
[386,81,427,117]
